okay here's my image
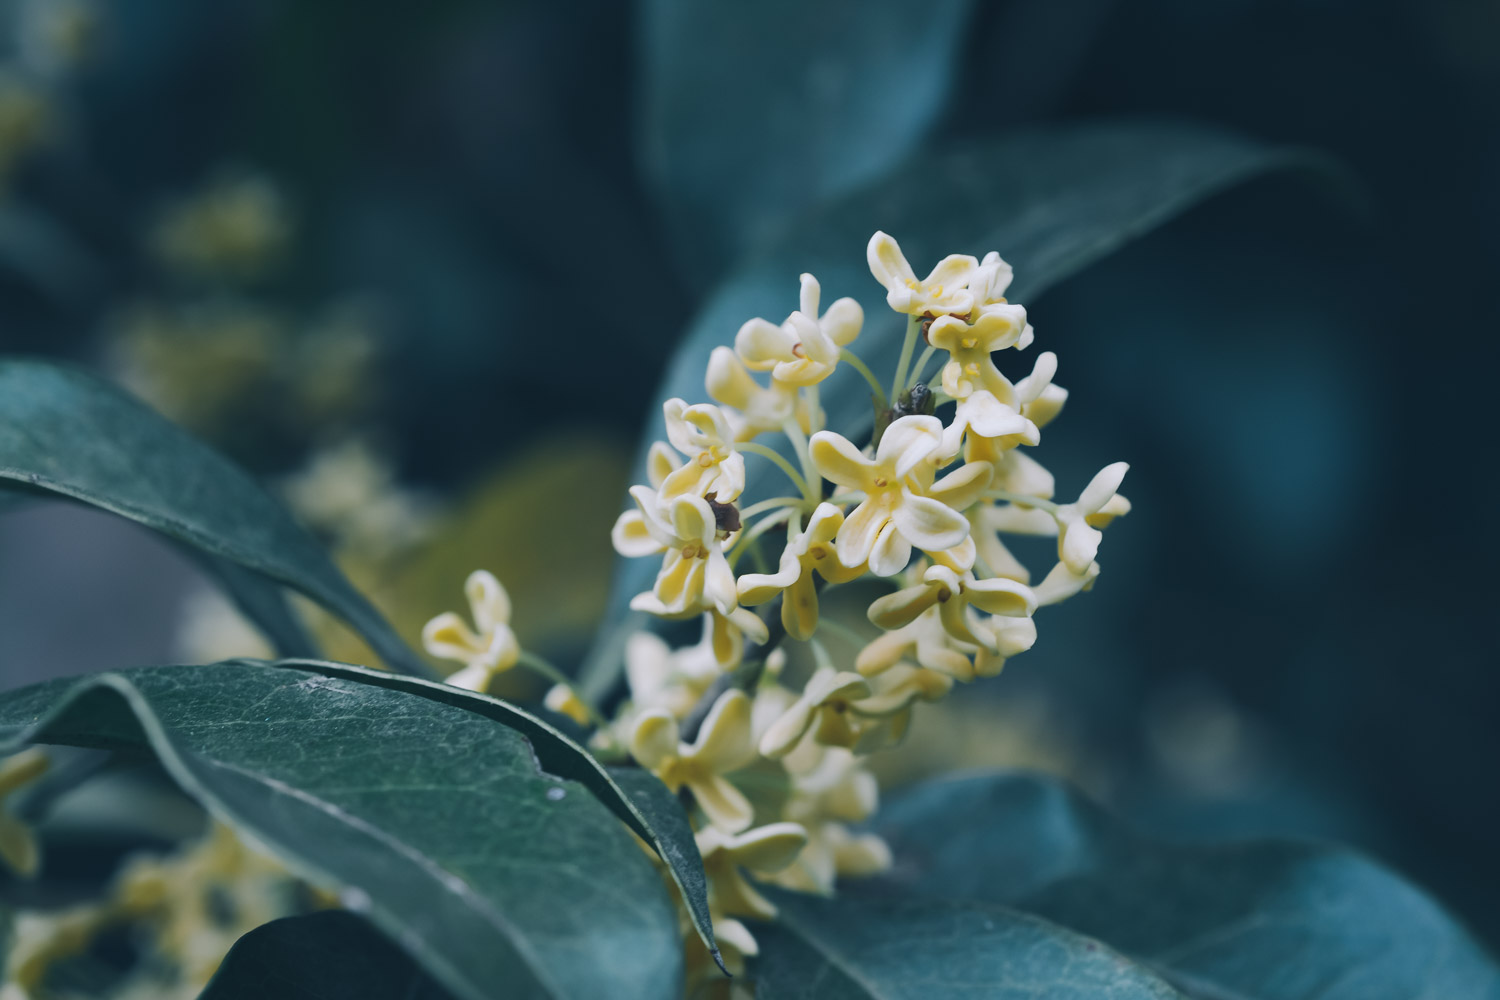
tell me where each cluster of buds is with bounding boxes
[424,232,1129,992]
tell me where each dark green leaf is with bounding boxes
[609,766,722,973]
[0,662,683,1000]
[755,889,1183,999]
[639,0,974,285]
[242,659,722,966]
[203,911,456,1000]
[587,121,1339,694]
[868,773,1500,1000]
[0,359,428,677]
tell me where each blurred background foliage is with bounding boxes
[0,0,1496,968]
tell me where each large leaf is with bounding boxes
[587,120,1336,693]
[639,0,974,286]
[865,772,1500,1000]
[204,911,455,1000]
[755,890,1182,999]
[0,360,427,677]
[251,658,722,967]
[0,662,683,1000]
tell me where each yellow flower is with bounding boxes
[620,488,739,618]
[929,308,1029,397]
[758,667,870,758]
[867,563,1037,654]
[736,502,865,640]
[631,690,757,832]
[770,749,891,895]
[624,624,724,719]
[810,416,973,577]
[705,347,817,441]
[1054,462,1131,574]
[543,685,591,726]
[969,250,1015,308]
[866,232,978,316]
[658,399,745,504]
[0,749,49,877]
[610,442,686,556]
[735,273,863,386]
[857,602,1018,682]
[421,570,520,692]
[696,821,808,920]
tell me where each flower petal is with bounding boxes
[691,689,755,771]
[737,544,803,605]
[967,577,1038,618]
[930,460,993,510]
[867,582,939,630]
[866,519,913,577]
[1079,461,1129,514]
[465,570,510,631]
[893,490,969,552]
[706,346,756,411]
[809,431,874,489]
[834,499,886,568]
[422,612,482,663]
[876,415,943,478]
[691,775,755,834]
[822,297,863,347]
[736,317,796,369]
[630,709,680,771]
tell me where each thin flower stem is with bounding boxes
[738,496,806,520]
[517,650,607,727]
[741,441,812,499]
[782,418,819,503]
[890,314,921,402]
[907,343,939,390]
[728,507,794,569]
[803,382,823,434]
[840,348,888,413]
[986,489,1060,513]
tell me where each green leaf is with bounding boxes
[238,658,722,967]
[867,772,1500,1000]
[587,120,1338,694]
[0,359,427,677]
[755,890,1183,999]
[639,0,974,286]
[608,766,723,972]
[204,911,455,1000]
[0,662,683,1000]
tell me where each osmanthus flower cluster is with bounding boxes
[422,232,1130,992]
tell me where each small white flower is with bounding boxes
[658,399,745,504]
[867,231,979,316]
[705,347,816,441]
[632,690,758,832]
[422,570,520,691]
[620,487,739,618]
[735,273,862,386]
[809,416,974,577]
[1054,462,1131,575]
[736,503,866,640]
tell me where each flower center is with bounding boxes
[808,544,828,560]
[872,476,888,488]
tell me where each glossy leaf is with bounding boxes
[0,662,683,1000]
[639,0,974,286]
[867,772,1500,1000]
[203,911,455,1000]
[0,359,427,677]
[756,889,1182,999]
[245,658,721,965]
[589,121,1336,691]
